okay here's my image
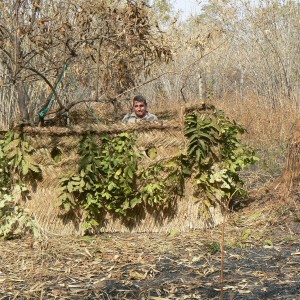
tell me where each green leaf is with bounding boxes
[108,182,116,191]
[102,192,111,199]
[3,139,20,153]
[122,200,130,210]
[147,147,157,160]
[80,178,85,188]
[28,164,40,173]
[130,197,142,208]
[128,167,134,179]
[241,229,251,240]
[6,149,18,159]
[67,182,74,193]
[22,160,29,175]
[115,168,122,177]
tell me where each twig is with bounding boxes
[220,190,238,300]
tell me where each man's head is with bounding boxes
[133,95,147,119]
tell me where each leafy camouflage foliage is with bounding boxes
[58,109,258,232]
[0,132,41,239]
[182,108,259,213]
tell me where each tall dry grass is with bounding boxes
[210,95,297,191]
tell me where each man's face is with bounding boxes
[133,100,147,118]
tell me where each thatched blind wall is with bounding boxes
[19,118,222,235]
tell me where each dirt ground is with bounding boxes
[1,191,299,300]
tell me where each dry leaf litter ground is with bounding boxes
[0,189,299,300]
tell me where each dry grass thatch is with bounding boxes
[18,104,223,235]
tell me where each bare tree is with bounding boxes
[144,0,300,108]
[0,0,172,127]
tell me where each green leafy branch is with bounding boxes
[139,157,185,208]
[58,132,186,231]
[0,132,41,239]
[58,132,142,230]
[183,110,259,208]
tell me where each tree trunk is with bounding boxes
[15,83,30,122]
